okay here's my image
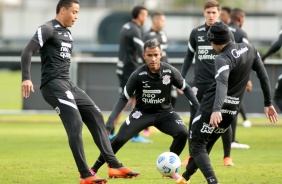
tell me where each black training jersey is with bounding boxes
[228,22,249,43]
[261,28,282,60]
[143,29,168,63]
[31,19,73,87]
[123,62,196,112]
[117,21,144,77]
[181,24,218,83]
[200,42,272,114]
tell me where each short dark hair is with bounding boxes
[131,5,147,19]
[151,11,164,20]
[204,0,220,11]
[56,0,79,14]
[144,39,161,51]
[221,6,231,14]
[230,8,245,22]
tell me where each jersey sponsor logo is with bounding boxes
[58,32,62,35]
[142,89,164,104]
[54,24,61,28]
[55,107,60,115]
[142,81,149,83]
[231,47,249,58]
[65,90,74,99]
[143,90,161,93]
[60,42,72,59]
[197,46,217,60]
[214,127,228,134]
[220,109,237,115]
[163,69,171,73]
[200,123,215,134]
[224,96,240,105]
[132,111,142,119]
[198,36,205,42]
[198,27,206,31]
[162,75,171,85]
[175,119,185,126]
[139,71,147,75]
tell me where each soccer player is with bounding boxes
[91,38,200,180]
[143,11,178,136]
[180,0,235,166]
[261,27,282,112]
[176,21,278,184]
[220,6,231,24]
[110,5,152,143]
[21,0,139,183]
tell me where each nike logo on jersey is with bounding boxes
[198,27,206,31]
[142,81,149,83]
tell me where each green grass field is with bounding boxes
[0,71,282,183]
[0,114,281,184]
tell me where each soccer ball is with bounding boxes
[156,152,181,176]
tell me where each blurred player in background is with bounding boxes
[110,5,152,143]
[222,8,252,151]
[21,0,139,183]
[220,6,231,24]
[261,27,282,112]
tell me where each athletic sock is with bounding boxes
[92,159,104,173]
[80,169,93,179]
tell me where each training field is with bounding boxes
[0,71,282,183]
[0,114,281,184]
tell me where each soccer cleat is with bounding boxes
[108,166,140,178]
[80,175,108,184]
[242,120,252,128]
[181,156,191,166]
[143,129,150,137]
[176,176,190,184]
[231,142,250,149]
[131,135,153,143]
[223,157,235,166]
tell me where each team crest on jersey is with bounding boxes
[200,123,214,134]
[132,111,142,119]
[162,75,171,85]
[55,107,60,115]
[163,69,171,73]
[65,90,74,99]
